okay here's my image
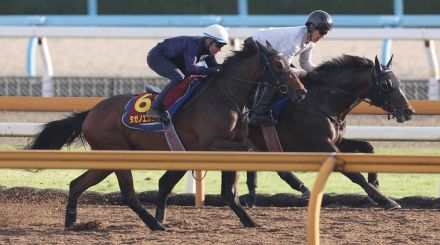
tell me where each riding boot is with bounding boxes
[249,85,278,126]
[146,107,162,120]
[146,99,163,120]
[146,78,181,121]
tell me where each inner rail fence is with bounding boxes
[0,76,432,100]
[1,97,440,142]
[0,150,439,245]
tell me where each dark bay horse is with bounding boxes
[245,55,415,209]
[27,41,306,230]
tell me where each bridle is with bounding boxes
[217,51,293,112]
[311,64,401,125]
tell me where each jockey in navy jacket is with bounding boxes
[146,24,229,120]
[158,36,219,76]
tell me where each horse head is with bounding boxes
[255,41,306,103]
[315,54,414,123]
[370,55,415,122]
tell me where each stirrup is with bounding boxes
[146,109,163,120]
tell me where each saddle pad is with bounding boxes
[271,96,290,121]
[121,77,202,132]
[163,75,198,109]
[122,93,164,131]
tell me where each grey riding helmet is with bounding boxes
[305,10,334,33]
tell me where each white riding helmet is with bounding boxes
[203,24,229,44]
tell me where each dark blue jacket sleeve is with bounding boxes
[205,55,219,67]
[184,44,210,75]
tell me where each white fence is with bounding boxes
[1,122,439,142]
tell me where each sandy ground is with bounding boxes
[0,37,438,80]
[0,202,439,244]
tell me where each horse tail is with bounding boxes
[26,111,90,150]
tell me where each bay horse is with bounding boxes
[27,41,306,230]
[245,55,415,209]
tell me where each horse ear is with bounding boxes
[256,41,268,55]
[374,55,382,72]
[265,40,274,49]
[386,54,394,68]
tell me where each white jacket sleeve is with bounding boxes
[299,46,316,72]
[290,67,301,77]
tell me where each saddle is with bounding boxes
[122,76,201,132]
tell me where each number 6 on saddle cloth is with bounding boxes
[122,75,200,132]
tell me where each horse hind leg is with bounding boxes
[65,170,113,229]
[115,170,165,231]
[277,171,310,199]
[342,172,400,210]
[221,171,257,227]
[155,170,186,224]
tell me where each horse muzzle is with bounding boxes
[393,107,415,123]
[291,88,307,103]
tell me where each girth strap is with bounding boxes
[164,119,185,151]
[261,125,283,152]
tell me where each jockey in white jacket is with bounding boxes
[248,10,333,126]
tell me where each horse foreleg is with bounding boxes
[337,138,379,188]
[115,170,165,231]
[243,171,257,207]
[221,171,257,227]
[65,170,113,229]
[342,172,400,210]
[277,171,310,199]
[155,170,186,224]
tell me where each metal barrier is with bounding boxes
[0,77,432,100]
[0,97,439,114]
[0,150,439,245]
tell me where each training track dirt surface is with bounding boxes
[0,189,439,244]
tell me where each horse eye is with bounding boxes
[386,78,393,88]
[273,59,283,68]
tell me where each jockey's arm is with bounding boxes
[299,46,316,75]
[184,49,211,75]
[205,55,219,67]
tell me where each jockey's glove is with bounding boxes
[207,65,223,74]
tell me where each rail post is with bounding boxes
[307,155,338,245]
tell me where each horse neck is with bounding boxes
[214,56,260,107]
[313,67,371,117]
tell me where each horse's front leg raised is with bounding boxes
[208,138,257,227]
[342,172,400,210]
[115,170,165,231]
[337,138,379,188]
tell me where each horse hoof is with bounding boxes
[301,190,311,200]
[150,222,166,231]
[242,195,256,208]
[244,222,258,228]
[383,199,401,210]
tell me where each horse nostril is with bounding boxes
[404,108,415,115]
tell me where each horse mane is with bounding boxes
[222,42,258,68]
[315,54,373,74]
